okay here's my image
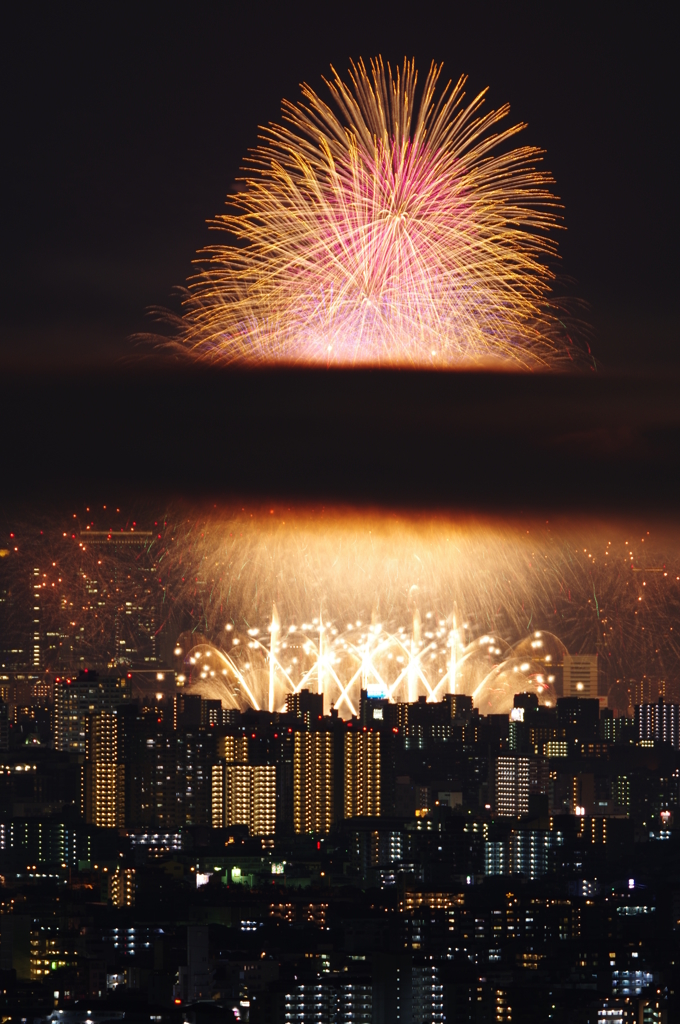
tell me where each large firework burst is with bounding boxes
[172,58,580,368]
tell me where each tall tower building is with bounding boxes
[85,709,125,828]
[211,762,276,835]
[635,698,679,749]
[125,722,214,831]
[251,766,277,836]
[286,688,324,728]
[563,654,598,698]
[492,755,530,817]
[344,730,381,818]
[0,701,8,751]
[31,567,41,670]
[54,670,129,753]
[629,677,666,707]
[293,732,335,833]
[224,763,253,830]
[217,734,249,762]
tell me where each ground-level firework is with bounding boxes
[182,614,566,718]
[3,507,680,714]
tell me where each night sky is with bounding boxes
[1,5,679,514]
[1,4,677,373]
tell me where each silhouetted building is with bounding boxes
[286,688,324,728]
[0,701,8,751]
[556,696,599,743]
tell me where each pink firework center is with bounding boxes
[167,58,577,368]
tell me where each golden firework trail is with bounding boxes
[5,509,679,716]
[183,619,566,719]
[170,58,579,368]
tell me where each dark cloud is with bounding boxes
[3,367,680,515]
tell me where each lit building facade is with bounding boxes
[212,762,276,835]
[293,732,335,833]
[54,671,129,753]
[84,709,125,828]
[281,978,372,1024]
[411,963,445,1024]
[635,698,679,749]
[493,756,530,816]
[344,730,381,818]
[109,866,135,907]
[31,566,41,669]
[217,734,249,762]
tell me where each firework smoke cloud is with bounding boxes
[170,58,582,368]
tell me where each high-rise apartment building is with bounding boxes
[508,830,552,878]
[173,693,202,730]
[217,734,249,762]
[563,654,598,698]
[31,567,41,670]
[251,765,277,836]
[87,707,118,761]
[86,762,125,828]
[629,677,666,707]
[293,732,335,833]
[109,867,135,908]
[125,723,215,830]
[211,762,276,835]
[492,756,530,816]
[635,698,679,749]
[286,688,324,728]
[224,764,251,829]
[344,730,381,818]
[411,963,444,1024]
[54,670,129,753]
[280,977,372,1024]
[556,697,600,743]
[484,841,508,875]
[85,709,125,828]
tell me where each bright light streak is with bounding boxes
[165,58,584,370]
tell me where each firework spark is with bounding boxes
[184,623,565,719]
[5,509,679,715]
[163,511,680,715]
[168,58,580,368]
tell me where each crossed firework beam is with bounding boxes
[186,625,464,716]
[185,624,560,718]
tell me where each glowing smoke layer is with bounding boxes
[155,510,680,715]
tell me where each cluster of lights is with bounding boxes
[185,616,564,719]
